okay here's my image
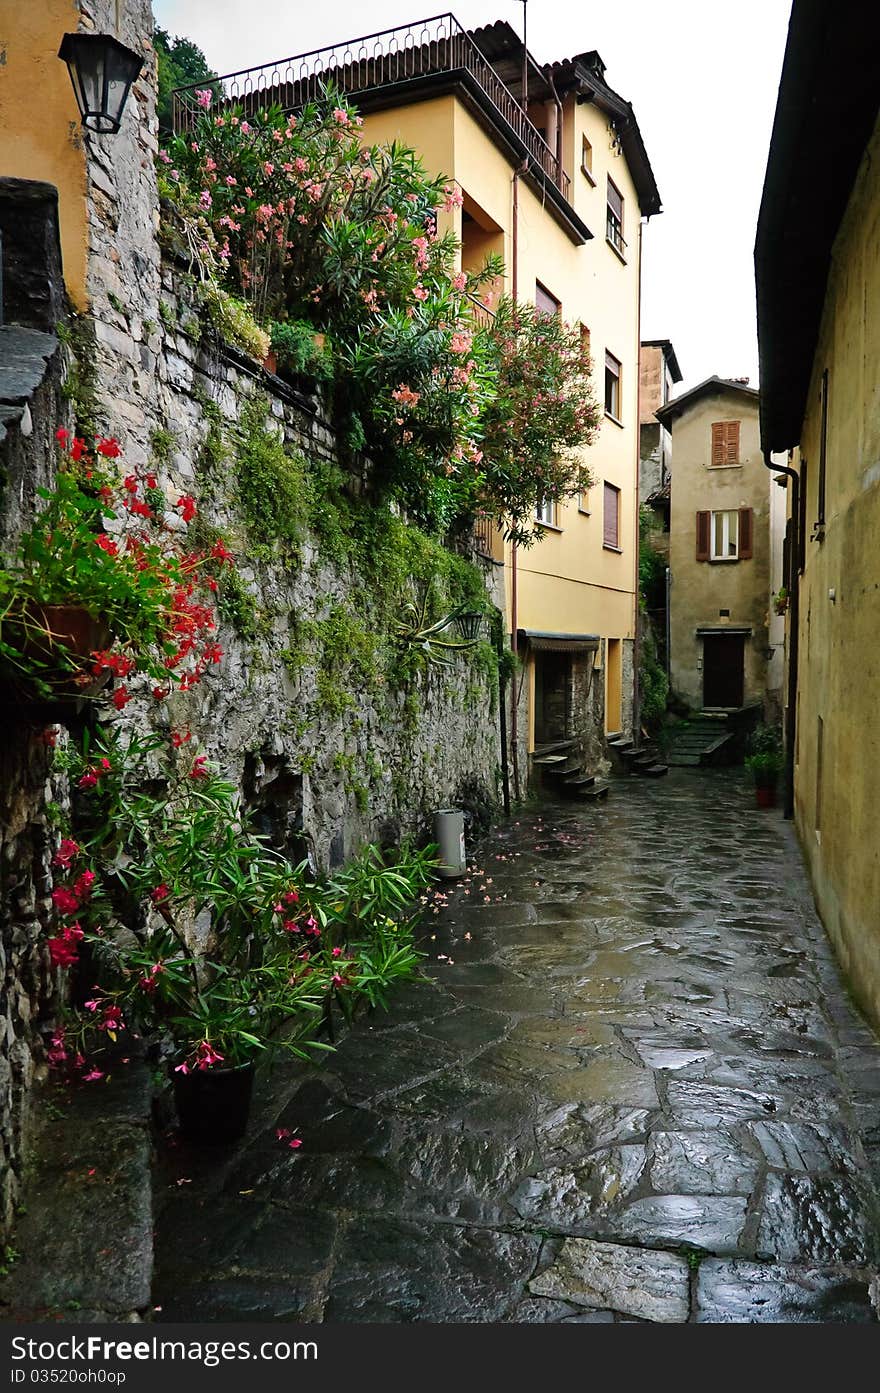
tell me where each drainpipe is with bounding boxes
[762,449,799,819]
[632,219,644,747]
[509,161,527,802]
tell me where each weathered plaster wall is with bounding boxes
[668,391,771,710]
[0,0,89,308]
[792,110,880,1032]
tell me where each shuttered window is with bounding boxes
[606,177,625,253]
[603,482,620,549]
[535,281,561,317]
[711,420,741,465]
[604,351,621,419]
[697,508,753,560]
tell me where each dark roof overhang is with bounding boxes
[519,630,600,654]
[642,338,683,383]
[755,0,880,452]
[469,21,661,218]
[655,375,759,428]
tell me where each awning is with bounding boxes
[518,629,600,654]
[695,626,752,636]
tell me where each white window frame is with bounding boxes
[604,351,621,421]
[710,509,740,561]
[535,496,557,526]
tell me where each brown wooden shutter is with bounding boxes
[738,507,753,559]
[711,421,740,465]
[696,510,710,560]
[725,421,740,463]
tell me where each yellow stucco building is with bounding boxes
[273,16,662,794]
[756,0,880,1027]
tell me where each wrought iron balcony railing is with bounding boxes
[172,13,569,200]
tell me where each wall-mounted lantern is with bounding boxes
[58,33,143,134]
[454,610,484,643]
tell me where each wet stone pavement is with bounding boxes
[153,770,880,1323]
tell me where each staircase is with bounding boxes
[664,714,737,767]
[531,739,611,801]
[606,732,669,779]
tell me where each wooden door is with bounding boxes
[702,634,745,708]
[535,652,571,744]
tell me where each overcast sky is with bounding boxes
[152,0,793,393]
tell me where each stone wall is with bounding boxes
[0,0,501,1239]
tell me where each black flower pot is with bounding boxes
[171,1060,255,1145]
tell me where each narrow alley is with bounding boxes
[154,771,880,1323]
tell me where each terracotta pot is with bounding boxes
[262,349,278,374]
[312,332,326,352]
[0,603,112,716]
[172,1060,255,1145]
[755,783,777,808]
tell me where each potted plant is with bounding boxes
[773,586,789,616]
[0,430,232,717]
[46,728,434,1143]
[744,723,785,807]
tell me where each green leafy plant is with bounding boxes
[745,723,784,784]
[270,320,334,380]
[198,282,270,360]
[46,728,435,1076]
[0,431,231,705]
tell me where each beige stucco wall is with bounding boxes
[668,390,771,709]
[0,0,89,307]
[790,110,880,1030]
[364,90,643,748]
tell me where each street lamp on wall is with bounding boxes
[454,610,484,643]
[58,33,143,134]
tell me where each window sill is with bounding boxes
[578,507,591,516]
[581,166,596,187]
[707,556,741,563]
[708,462,743,470]
[606,237,628,265]
[604,411,624,429]
[535,520,563,533]
[603,543,623,554]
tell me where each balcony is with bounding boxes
[172,13,570,201]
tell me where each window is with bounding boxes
[579,487,591,514]
[696,508,754,561]
[711,420,741,466]
[712,509,739,559]
[606,177,625,255]
[604,351,621,420]
[535,496,556,526]
[603,482,620,549]
[581,134,595,183]
[580,323,591,361]
[535,281,561,317]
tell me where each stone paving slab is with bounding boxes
[153,770,880,1323]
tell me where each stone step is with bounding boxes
[667,752,702,766]
[544,760,584,778]
[531,753,571,767]
[584,780,611,800]
[561,773,595,789]
[640,763,670,778]
[532,739,577,758]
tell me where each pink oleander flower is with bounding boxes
[195,89,213,110]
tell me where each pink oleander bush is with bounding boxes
[159,88,602,542]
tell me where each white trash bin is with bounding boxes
[433,808,466,878]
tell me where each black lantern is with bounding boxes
[58,33,144,135]
[455,610,484,642]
